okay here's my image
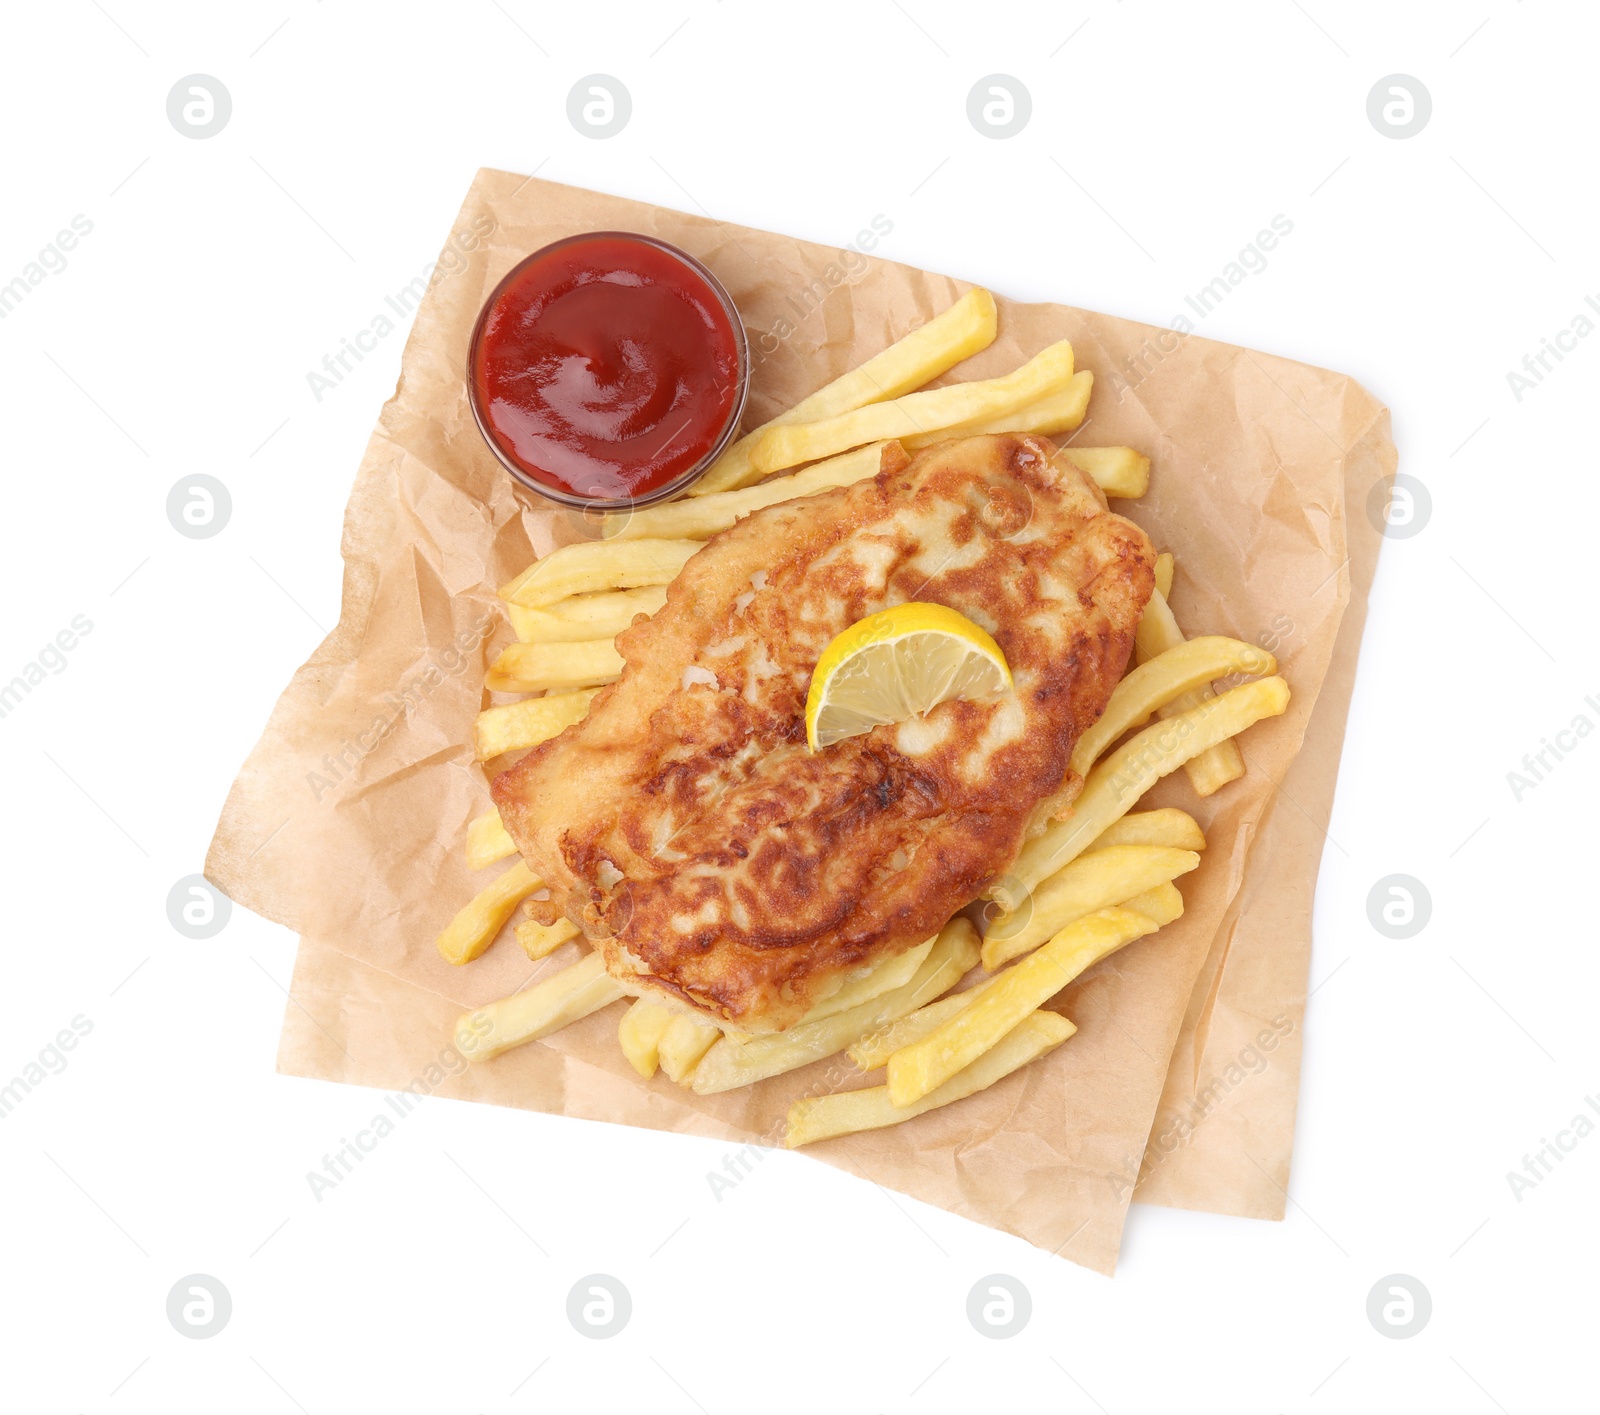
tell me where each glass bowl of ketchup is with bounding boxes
[467,231,749,511]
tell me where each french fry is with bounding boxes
[980,844,1200,971]
[1070,636,1277,778]
[749,341,1076,476]
[997,676,1290,908]
[515,916,579,960]
[788,1011,1074,1148]
[887,907,1156,1106]
[455,951,625,1062]
[690,288,999,497]
[435,861,540,965]
[933,369,1092,448]
[473,689,598,761]
[499,538,700,608]
[602,372,1103,546]
[618,999,677,1079]
[1060,446,1150,499]
[1088,808,1206,852]
[859,883,1185,1067]
[466,808,517,869]
[485,640,623,694]
[1137,588,1247,796]
[604,443,888,541]
[658,1014,722,1083]
[1121,881,1185,929]
[799,938,934,1024]
[689,919,980,1095]
[508,586,667,642]
[1153,552,1174,599]
[848,989,976,1072]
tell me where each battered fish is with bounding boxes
[493,433,1155,1031]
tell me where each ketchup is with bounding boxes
[470,234,744,502]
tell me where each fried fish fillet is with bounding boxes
[493,433,1155,1032]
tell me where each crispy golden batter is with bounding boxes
[494,434,1154,1030]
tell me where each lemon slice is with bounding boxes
[805,602,1013,751]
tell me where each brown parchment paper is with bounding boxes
[1131,408,1390,1220]
[206,170,1391,1275]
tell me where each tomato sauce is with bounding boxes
[470,233,745,503]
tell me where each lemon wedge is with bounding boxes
[805,602,1013,751]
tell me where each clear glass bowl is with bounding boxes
[466,230,750,512]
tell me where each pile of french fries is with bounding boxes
[434,287,1290,1147]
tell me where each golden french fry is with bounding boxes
[1136,588,1247,796]
[998,676,1290,907]
[1071,636,1277,778]
[473,689,598,762]
[690,288,999,497]
[800,938,934,1024]
[881,369,1094,458]
[509,586,667,641]
[927,370,1093,448]
[466,808,518,869]
[604,372,1102,545]
[1060,446,1150,499]
[750,341,1075,476]
[499,539,700,608]
[887,908,1156,1106]
[658,1014,722,1083]
[1088,808,1206,852]
[864,881,1187,1066]
[788,1011,1075,1148]
[1122,881,1185,928]
[455,951,624,1062]
[515,916,579,961]
[1134,585,1184,661]
[618,999,677,1079]
[486,639,623,694]
[848,988,976,1072]
[604,443,888,541]
[689,919,980,1096]
[1153,552,1174,599]
[1184,739,1244,795]
[981,844,1200,971]
[435,861,540,966]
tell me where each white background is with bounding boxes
[2,1,1595,1411]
